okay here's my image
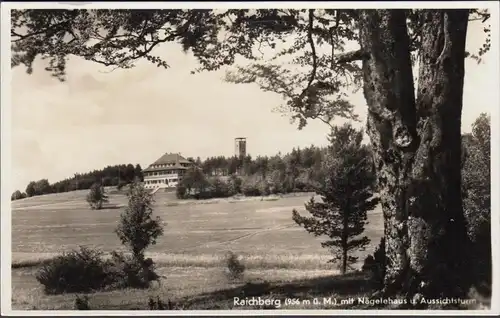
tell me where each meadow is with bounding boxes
[11,189,384,310]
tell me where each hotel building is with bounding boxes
[143,153,193,190]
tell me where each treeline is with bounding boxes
[12,164,144,200]
[177,145,339,200]
[200,145,325,179]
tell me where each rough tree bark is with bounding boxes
[357,9,471,303]
[410,9,471,300]
[358,9,418,299]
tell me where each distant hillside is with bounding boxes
[13,145,332,202]
[11,163,144,201]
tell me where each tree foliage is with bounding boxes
[292,124,379,274]
[22,163,143,198]
[462,113,491,285]
[86,182,109,210]
[115,180,164,260]
[11,9,490,128]
[180,166,211,198]
[11,190,27,201]
[25,179,52,197]
[11,8,493,302]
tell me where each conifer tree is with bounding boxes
[293,124,379,274]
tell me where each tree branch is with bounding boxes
[11,20,72,43]
[305,9,317,93]
[87,13,198,68]
[335,49,369,64]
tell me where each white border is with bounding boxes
[1,1,499,316]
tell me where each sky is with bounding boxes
[9,12,499,192]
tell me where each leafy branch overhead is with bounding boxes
[11,8,491,129]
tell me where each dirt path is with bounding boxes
[179,223,297,253]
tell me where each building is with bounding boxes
[235,137,247,158]
[143,153,193,190]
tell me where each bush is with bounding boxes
[74,295,90,310]
[294,171,312,192]
[148,296,174,310]
[362,237,386,289]
[35,246,111,294]
[241,176,261,196]
[107,251,159,289]
[176,183,187,199]
[281,176,295,194]
[116,180,128,191]
[210,177,232,198]
[257,179,271,196]
[35,247,163,294]
[227,175,242,195]
[224,251,245,281]
[86,183,108,210]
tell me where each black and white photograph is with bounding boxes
[1,1,498,315]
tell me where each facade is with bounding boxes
[143,153,193,190]
[235,137,247,158]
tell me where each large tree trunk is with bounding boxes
[359,9,418,298]
[410,9,471,299]
[358,9,471,303]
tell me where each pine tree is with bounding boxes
[86,183,108,210]
[292,124,379,274]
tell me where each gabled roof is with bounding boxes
[152,153,191,165]
[143,153,192,172]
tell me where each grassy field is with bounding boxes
[11,189,387,310]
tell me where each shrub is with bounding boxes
[117,180,128,191]
[241,176,261,196]
[294,171,312,192]
[224,251,245,281]
[182,167,211,199]
[107,251,159,289]
[74,295,90,310]
[35,246,111,294]
[279,175,294,194]
[210,177,232,198]
[148,296,174,310]
[227,175,242,195]
[267,170,284,194]
[176,183,187,199]
[257,178,271,196]
[86,183,108,210]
